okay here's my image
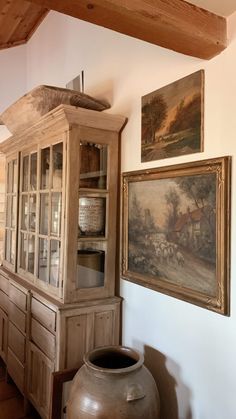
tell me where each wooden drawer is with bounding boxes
[31,297,56,333]
[9,282,27,311]
[0,289,9,313]
[7,348,25,394]
[9,301,26,333]
[0,274,9,295]
[31,318,55,360]
[8,321,25,364]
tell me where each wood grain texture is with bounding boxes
[0,85,110,135]
[28,0,227,59]
[0,0,48,50]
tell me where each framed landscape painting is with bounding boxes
[122,157,231,315]
[141,70,204,162]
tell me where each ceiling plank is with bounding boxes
[0,1,48,50]
[28,0,227,59]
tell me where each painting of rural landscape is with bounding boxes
[141,70,204,162]
[128,172,217,297]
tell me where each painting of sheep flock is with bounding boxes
[141,70,204,162]
[122,157,231,314]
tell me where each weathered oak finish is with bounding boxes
[27,341,54,418]
[0,0,48,50]
[0,102,125,418]
[0,105,126,304]
[0,267,121,418]
[0,85,110,135]
[28,0,227,59]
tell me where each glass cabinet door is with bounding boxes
[19,152,37,276]
[38,142,63,288]
[5,157,18,270]
[18,141,64,291]
[77,141,109,290]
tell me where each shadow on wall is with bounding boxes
[86,78,114,108]
[86,78,134,118]
[143,345,192,419]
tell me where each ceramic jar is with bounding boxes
[67,345,160,419]
[78,197,105,236]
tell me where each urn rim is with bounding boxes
[84,345,144,375]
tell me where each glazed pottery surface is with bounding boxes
[67,346,160,419]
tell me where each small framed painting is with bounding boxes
[141,70,204,162]
[122,156,231,315]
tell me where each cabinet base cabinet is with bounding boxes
[0,269,121,419]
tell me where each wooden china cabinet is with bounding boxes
[0,104,126,418]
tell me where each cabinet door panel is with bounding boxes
[9,282,27,311]
[31,318,55,360]
[31,297,56,332]
[65,314,88,369]
[0,289,8,313]
[8,321,25,364]
[0,308,8,361]
[7,348,24,394]
[94,310,114,347]
[9,301,26,333]
[28,342,54,419]
[0,275,9,295]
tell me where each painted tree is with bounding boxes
[165,187,180,233]
[142,94,168,144]
[128,193,144,242]
[169,94,201,134]
[176,174,216,238]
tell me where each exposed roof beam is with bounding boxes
[28,0,227,59]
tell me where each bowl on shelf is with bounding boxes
[0,85,110,135]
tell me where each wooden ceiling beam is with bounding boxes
[28,0,227,59]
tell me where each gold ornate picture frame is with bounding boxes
[122,157,231,315]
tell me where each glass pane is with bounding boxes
[51,193,61,236]
[29,194,37,232]
[38,238,48,282]
[40,194,49,235]
[28,235,35,274]
[20,233,27,270]
[30,153,37,191]
[10,231,16,265]
[78,197,106,237]
[80,143,107,189]
[11,196,17,228]
[41,147,50,189]
[13,159,17,193]
[5,230,11,262]
[22,155,29,192]
[7,162,12,193]
[6,196,11,227]
[49,240,60,287]
[76,249,105,288]
[21,195,28,230]
[52,143,63,189]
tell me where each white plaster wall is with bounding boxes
[0,45,27,141]
[1,10,236,419]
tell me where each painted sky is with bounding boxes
[129,173,215,231]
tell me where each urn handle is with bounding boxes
[126,383,146,402]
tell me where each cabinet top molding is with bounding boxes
[0,104,127,154]
[27,0,227,59]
